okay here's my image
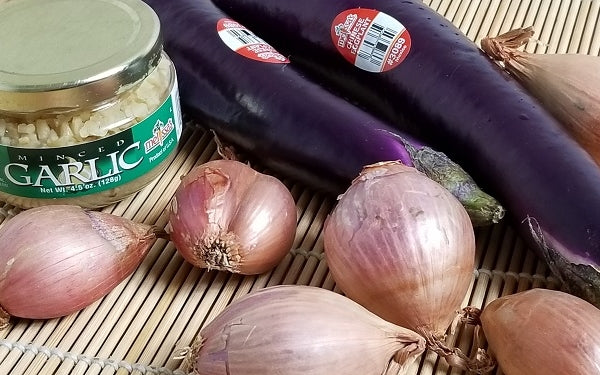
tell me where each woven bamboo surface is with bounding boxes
[0,0,598,374]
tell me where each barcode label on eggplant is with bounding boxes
[217,19,290,64]
[331,9,411,73]
[225,28,265,46]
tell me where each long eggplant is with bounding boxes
[142,0,503,225]
[210,0,600,305]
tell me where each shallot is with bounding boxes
[480,288,600,375]
[324,162,492,372]
[0,205,160,327]
[185,285,426,375]
[169,159,297,275]
[481,26,600,165]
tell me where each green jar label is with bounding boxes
[0,85,182,199]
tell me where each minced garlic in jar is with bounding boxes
[0,57,173,148]
[0,0,182,209]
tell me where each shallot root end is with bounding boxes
[181,336,205,374]
[200,231,242,273]
[419,328,496,374]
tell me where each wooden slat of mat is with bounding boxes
[572,1,592,52]
[0,1,597,374]
[588,1,600,54]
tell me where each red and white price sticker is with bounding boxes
[331,8,411,73]
[217,18,289,64]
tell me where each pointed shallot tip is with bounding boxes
[481,26,535,63]
[211,129,239,161]
[353,161,406,184]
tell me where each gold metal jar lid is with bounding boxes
[0,0,162,115]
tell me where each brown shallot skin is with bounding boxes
[0,205,158,326]
[188,285,426,375]
[169,159,297,275]
[481,288,600,375]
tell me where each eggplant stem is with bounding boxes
[402,139,505,226]
[418,328,496,374]
[0,306,10,330]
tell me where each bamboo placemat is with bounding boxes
[0,0,597,374]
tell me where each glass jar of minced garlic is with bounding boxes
[0,0,182,209]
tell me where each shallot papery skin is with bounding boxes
[188,285,426,375]
[169,159,297,275]
[481,288,600,375]
[481,27,600,166]
[0,205,157,325]
[324,162,475,337]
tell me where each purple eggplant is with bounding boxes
[210,0,600,305]
[142,0,503,225]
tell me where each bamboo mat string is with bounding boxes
[0,339,186,375]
